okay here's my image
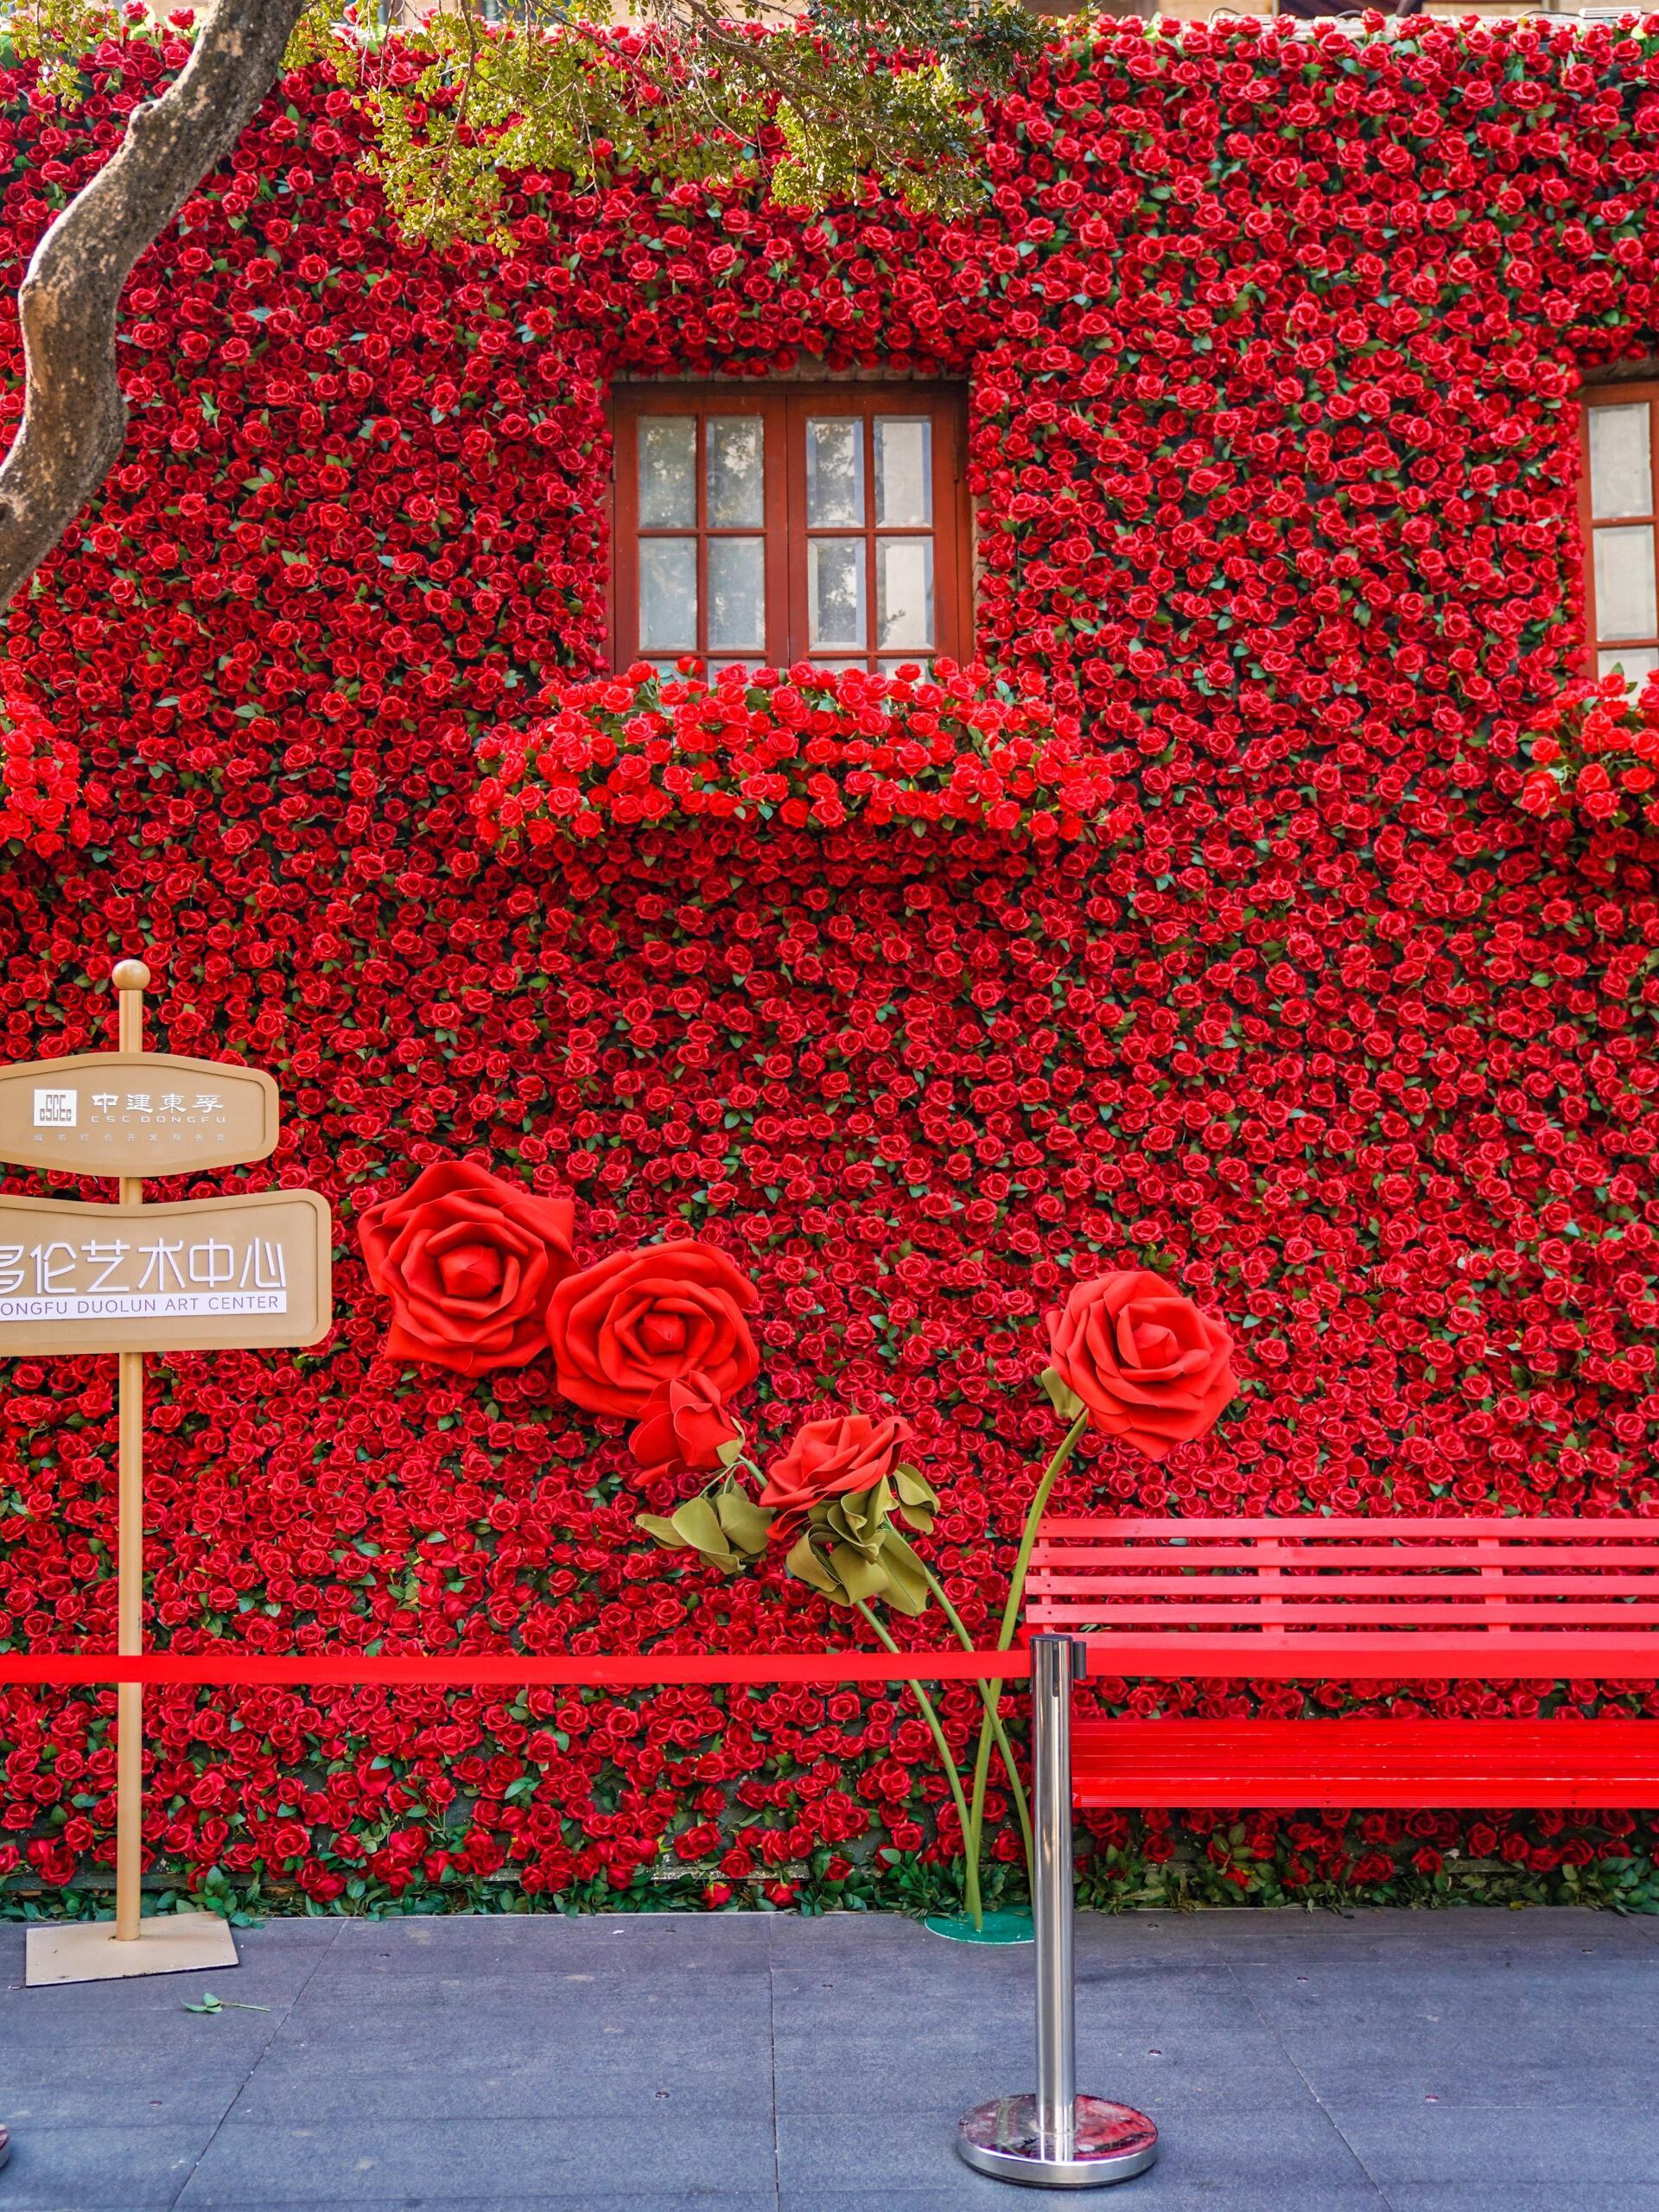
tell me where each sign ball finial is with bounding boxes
[111,960,151,993]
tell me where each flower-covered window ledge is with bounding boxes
[472,663,1132,851]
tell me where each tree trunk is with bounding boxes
[0,0,310,615]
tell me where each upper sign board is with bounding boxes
[0,1052,278,1178]
[0,1188,332,1353]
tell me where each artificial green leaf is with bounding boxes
[715,1435,747,1470]
[878,1529,932,1617]
[785,1528,839,1598]
[715,1490,773,1557]
[1040,1365,1086,1420]
[635,1511,690,1553]
[827,1541,887,1605]
[669,1495,728,1557]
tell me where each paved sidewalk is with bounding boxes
[3,1904,1657,2209]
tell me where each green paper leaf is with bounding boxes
[669,1495,728,1557]
[715,1490,772,1556]
[878,1528,932,1617]
[785,1528,838,1597]
[1040,1365,1086,1421]
[636,1511,690,1553]
[715,1436,747,1469]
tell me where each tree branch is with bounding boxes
[0,0,310,613]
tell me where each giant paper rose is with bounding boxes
[630,1370,742,1478]
[358,1161,576,1376]
[758,1411,921,1529]
[547,1239,760,1416]
[1044,1270,1236,1461]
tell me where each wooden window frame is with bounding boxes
[610,382,971,673]
[1580,380,1659,681]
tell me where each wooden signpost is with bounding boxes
[3,962,333,1986]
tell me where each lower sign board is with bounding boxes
[0,1189,332,1353]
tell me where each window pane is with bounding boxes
[1589,404,1651,520]
[809,539,865,647]
[708,416,765,528]
[1599,645,1659,683]
[1594,524,1657,639]
[875,418,931,526]
[876,537,933,650]
[807,419,864,526]
[811,660,867,675]
[709,537,766,650]
[639,417,696,528]
[639,538,697,650]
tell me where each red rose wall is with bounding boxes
[3,14,1659,1916]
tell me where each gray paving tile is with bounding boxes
[232,2021,777,2122]
[3,2052,254,2126]
[1388,2193,1659,2212]
[192,2202,772,2212]
[776,2101,1375,2196]
[1236,1948,1659,2107]
[1329,2101,1659,2185]
[0,2123,212,2211]
[175,2114,778,2203]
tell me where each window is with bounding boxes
[1583,384,1659,685]
[612,385,970,676]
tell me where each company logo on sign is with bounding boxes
[32,1089,77,1128]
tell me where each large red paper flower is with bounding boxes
[630,1370,742,1477]
[548,1240,760,1416]
[758,1410,917,1529]
[1045,1272,1236,1462]
[358,1161,576,1376]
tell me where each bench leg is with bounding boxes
[957,1635,1159,2189]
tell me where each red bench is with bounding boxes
[1027,1516,1659,1809]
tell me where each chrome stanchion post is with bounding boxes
[957,1635,1158,2189]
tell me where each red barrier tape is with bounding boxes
[0,1649,1033,1690]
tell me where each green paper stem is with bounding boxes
[964,1408,1091,1895]
[920,1562,1033,1872]
[855,1599,982,1930]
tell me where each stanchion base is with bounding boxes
[957,2094,1158,2189]
[26,1911,238,1987]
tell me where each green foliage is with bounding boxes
[359,0,1039,245]
[14,0,1040,245]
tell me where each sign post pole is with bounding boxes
[10,957,334,1987]
[113,959,148,1946]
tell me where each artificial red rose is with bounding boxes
[1045,1270,1235,1461]
[358,1160,576,1376]
[630,1370,742,1476]
[547,1239,759,1416]
[758,1410,917,1527]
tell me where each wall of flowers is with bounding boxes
[3,12,1659,1917]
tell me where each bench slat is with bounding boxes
[1033,1547,1659,1570]
[1039,1517,1659,1536]
[1027,1632,1659,1680]
[1071,1719,1659,1809]
[1032,1602,1659,1626]
[1031,1573,1659,1597]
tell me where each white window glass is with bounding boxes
[639,417,696,528]
[639,539,697,651]
[810,539,865,649]
[876,537,933,651]
[813,661,867,674]
[875,418,931,527]
[807,419,863,526]
[708,417,765,528]
[1589,404,1650,520]
[1599,645,1659,683]
[1594,525,1657,639]
[708,537,766,651]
